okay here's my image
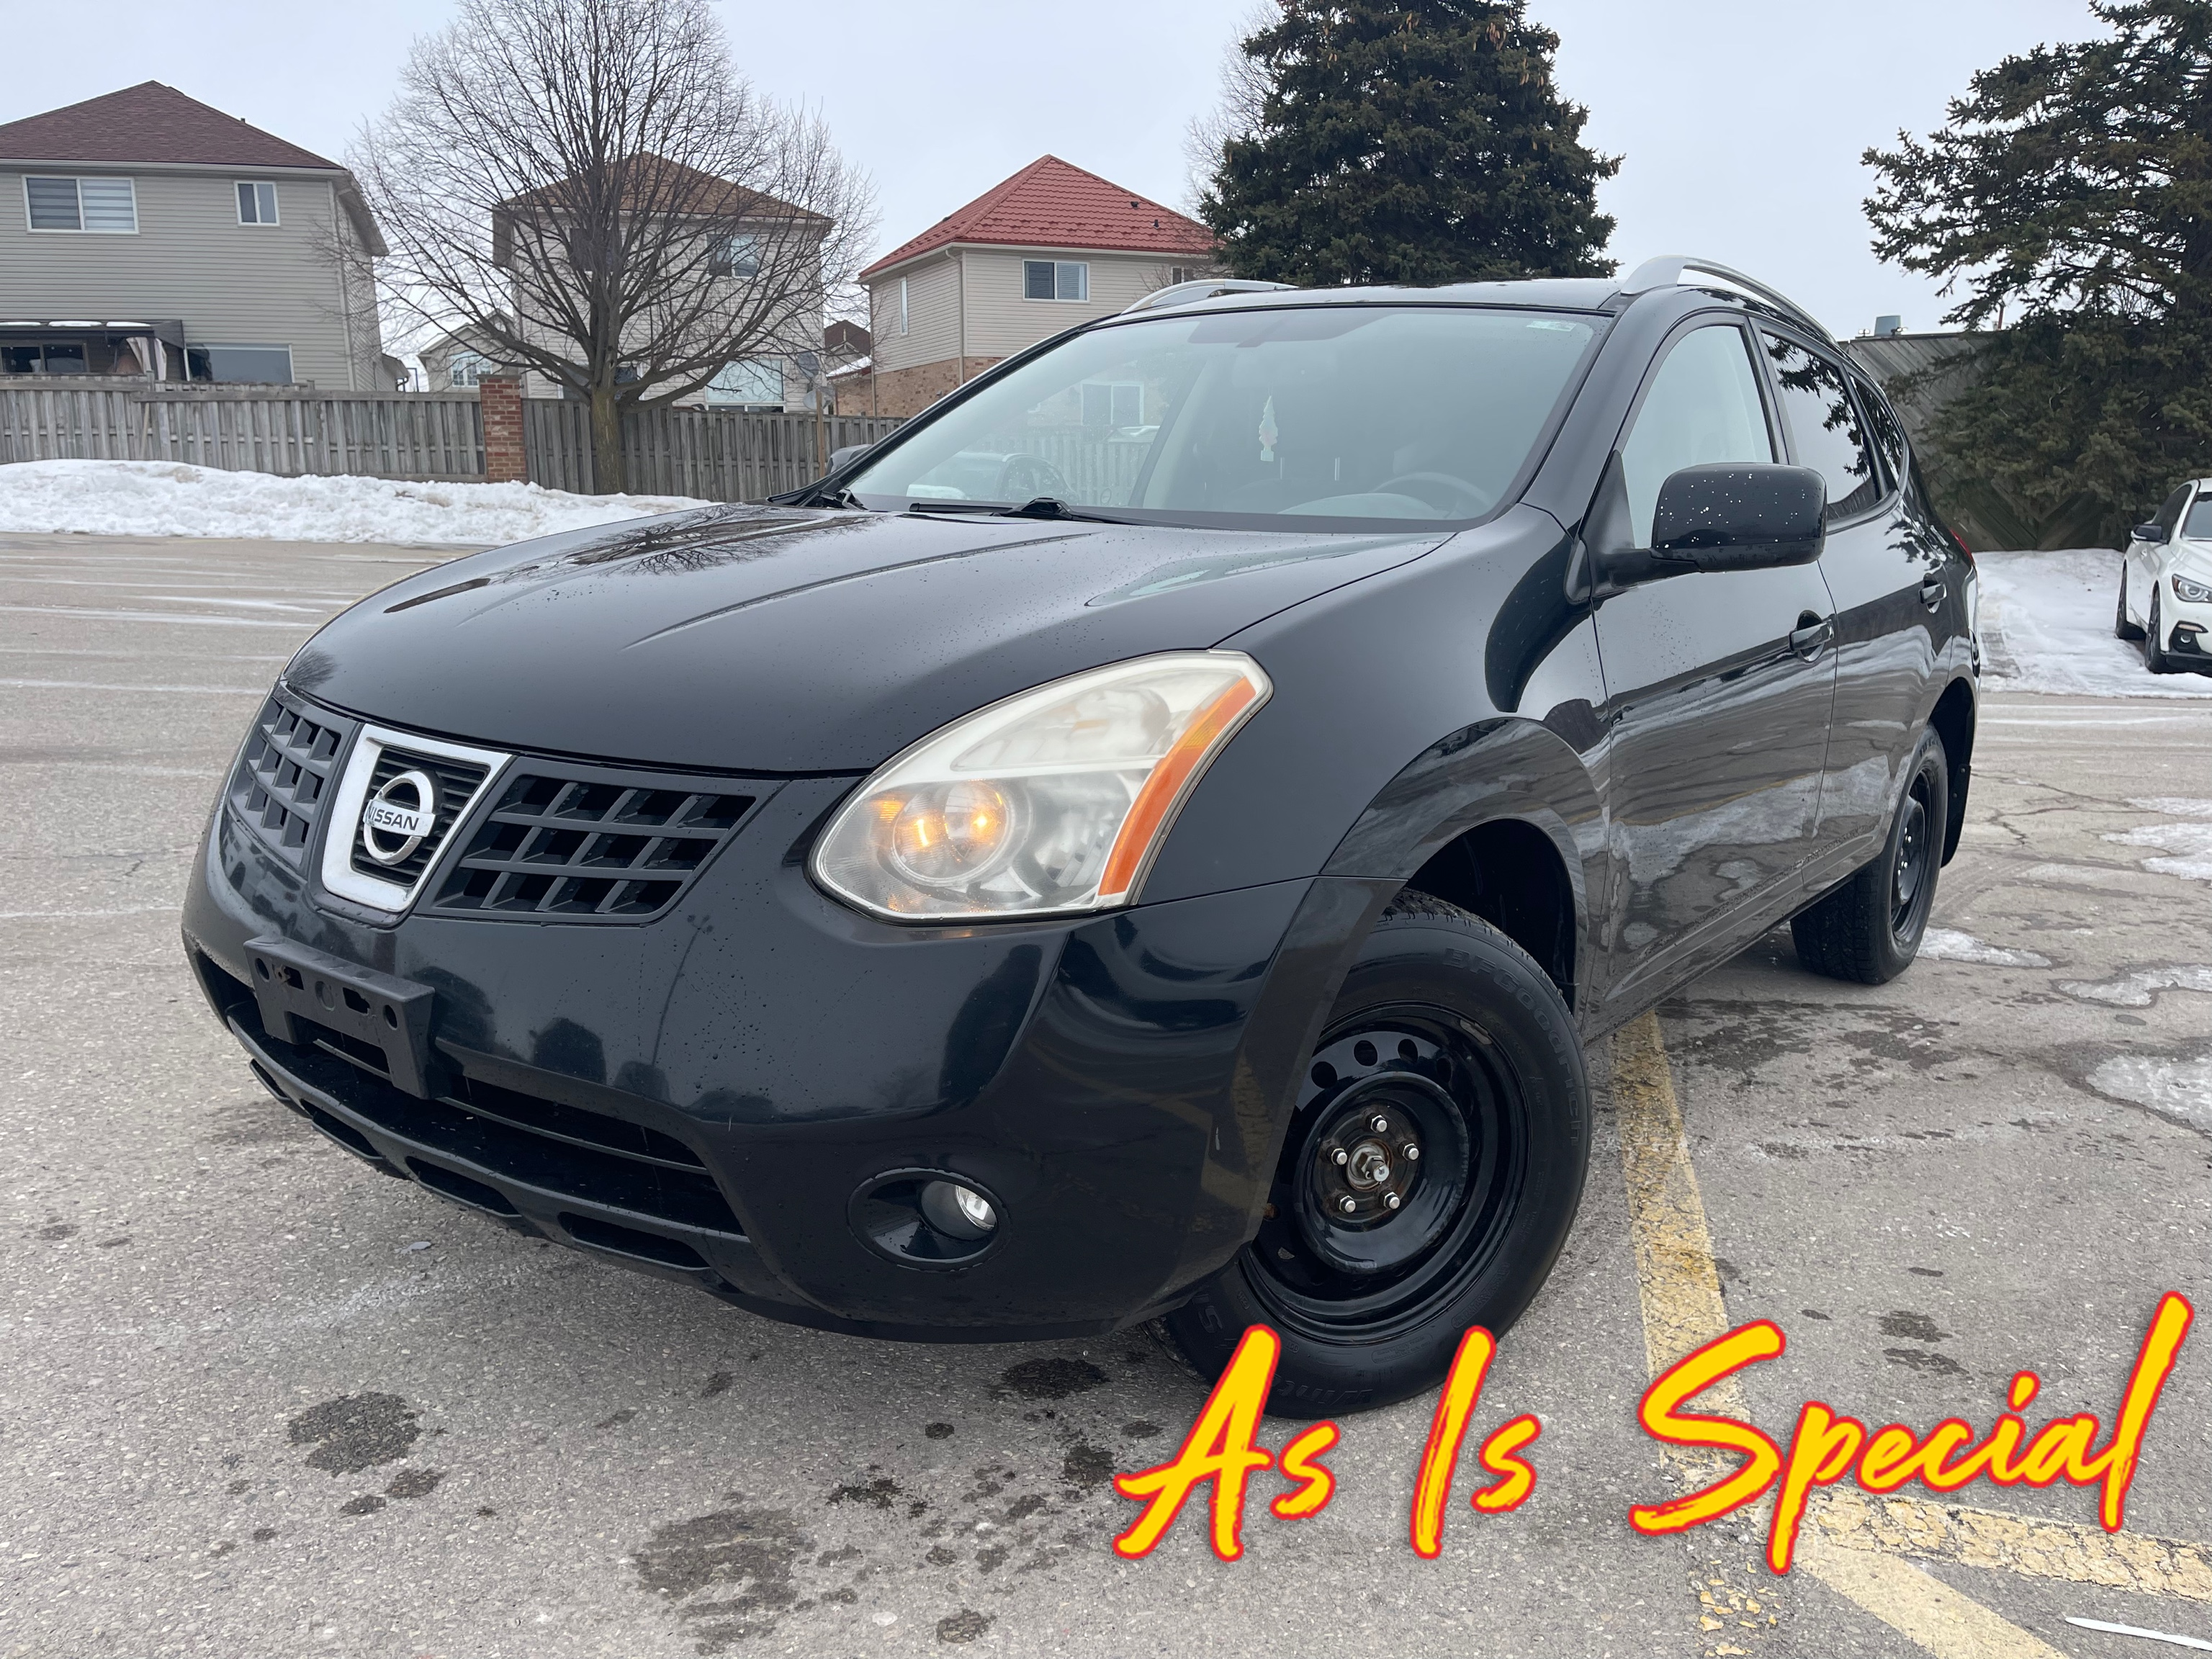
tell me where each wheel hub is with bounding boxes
[1290,1028,1471,1275]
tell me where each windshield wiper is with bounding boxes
[995,496,1133,524]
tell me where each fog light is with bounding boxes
[920,1179,997,1241]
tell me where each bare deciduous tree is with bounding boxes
[354,0,874,491]
[1182,1,1282,214]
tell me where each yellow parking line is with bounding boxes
[1813,1493,2212,1604]
[1610,1012,2069,1659]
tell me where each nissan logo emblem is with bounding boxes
[361,768,438,866]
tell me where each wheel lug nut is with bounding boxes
[1384,1192,1401,1210]
[1403,1145,1420,1161]
[1369,1115,1388,1133]
[1338,1196,1358,1215]
[1331,1148,1349,1166]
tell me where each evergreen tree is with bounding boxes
[1198,1,1619,287]
[1864,0,2212,545]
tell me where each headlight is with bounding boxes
[2174,574,2212,604]
[811,652,1270,920]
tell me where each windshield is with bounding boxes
[843,305,1600,529]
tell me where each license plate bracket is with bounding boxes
[243,935,436,1097]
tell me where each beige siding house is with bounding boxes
[0,83,385,390]
[859,157,1215,416]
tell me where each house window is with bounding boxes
[898,277,909,336]
[2,341,90,374]
[186,343,295,384]
[446,349,492,388]
[711,233,761,278]
[706,358,785,408]
[25,175,137,233]
[1081,382,1145,428]
[236,181,279,225]
[1024,260,1089,301]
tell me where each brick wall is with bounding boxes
[480,374,527,483]
[869,356,1005,418]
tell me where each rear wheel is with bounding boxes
[2116,559,2145,640]
[2144,590,2176,673]
[1162,893,1589,1416]
[1791,729,1948,984]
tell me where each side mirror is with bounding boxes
[1650,464,1827,572]
[1570,457,1827,602]
[828,444,871,475]
[2132,521,2167,544]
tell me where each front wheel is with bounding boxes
[2116,559,2145,641]
[2144,590,2176,673]
[1162,894,1590,1416]
[1791,728,1948,984]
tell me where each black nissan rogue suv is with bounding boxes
[184,258,1977,1413]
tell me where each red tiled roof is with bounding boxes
[0,82,341,170]
[859,156,1213,279]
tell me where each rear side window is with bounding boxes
[1761,332,1881,522]
[1856,375,1908,493]
[1619,323,1773,549]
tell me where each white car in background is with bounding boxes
[2118,478,2212,673]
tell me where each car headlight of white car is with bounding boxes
[2174,573,2212,605]
[812,652,1272,920]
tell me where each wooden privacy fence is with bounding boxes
[0,382,904,502]
[521,401,906,500]
[0,385,485,480]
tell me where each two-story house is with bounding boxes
[0,81,385,388]
[858,156,1216,417]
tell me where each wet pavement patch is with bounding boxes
[288,1393,420,1474]
[386,1468,441,1499]
[1060,1440,1115,1493]
[1878,1310,1952,1342]
[632,1506,809,1650]
[702,1371,734,1396]
[1120,1420,1160,1438]
[925,1421,956,1439]
[1886,1347,1968,1377]
[340,1494,387,1516]
[595,1408,637,1429]
[938,1608,992,1643]
[995,1357,1106,1400]
[829,1474,900,1509]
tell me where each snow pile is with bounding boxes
[0,459,711,546]
[2057,966,2212,1007]
[2105,819,2212,882]
[1975,547,2212,697]
[1917,927,2051,968]
[2090,1052,2212,1132]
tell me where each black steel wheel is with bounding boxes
[1791,728,1950,984]
[1164,893,1589,1416]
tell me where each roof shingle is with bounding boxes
[859,156,1213,280]
[0,82,341,171]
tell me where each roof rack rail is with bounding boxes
[1617,256,1832,343]
[1120,278,1298,315]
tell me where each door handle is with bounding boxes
[1920,576,1946,611]
[1789,613,1834,661]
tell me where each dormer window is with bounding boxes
[236,181,279,225]
[24,176,137,233]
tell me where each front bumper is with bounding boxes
[184,706,1387,1341]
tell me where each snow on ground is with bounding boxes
[0,459,711,546]
[1917,927,2051,968]
[2089,1052,2212,1132]
[2057,965,2212,1007]
[1975,546,2212,697]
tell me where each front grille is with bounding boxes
[348,746,491,886]
[426,763,759,922]
[227,692,354,868]
[197,951,743,1236]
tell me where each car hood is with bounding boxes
[286,503,1457,773]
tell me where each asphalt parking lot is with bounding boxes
[3,530,2208,1659]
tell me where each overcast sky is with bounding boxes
[12,0,2100,336]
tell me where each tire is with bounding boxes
[1791,728,1948,985]
[1162,892,1590,1416]
[2116,559,2145,641]
[2144,590,2175,673]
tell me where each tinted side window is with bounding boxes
[1855,375,1908,493]
[2182,495,2212,541]
[1619,324,1773,548]
[2154,485,2193,536]
[1761,332,1880,522]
